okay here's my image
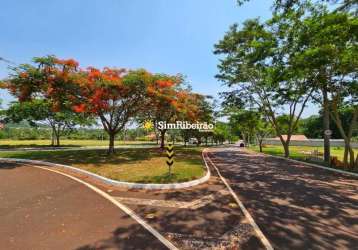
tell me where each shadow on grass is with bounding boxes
[253,147,358,174]
[140,172,180,183]
[0,144,83,150]
[0,146,207,183]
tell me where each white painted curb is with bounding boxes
[30,165,178,249]
[246,149,358,178]
[203,150,274,250]
[0,150,210,190]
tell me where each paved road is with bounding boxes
[207,147,358,250]
[0,162,167,250]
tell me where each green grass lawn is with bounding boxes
[250,145,358,163]
[0,147,206,184]
[0,139,155,149]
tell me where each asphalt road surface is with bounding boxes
[207,147,358,250]
[0,162,167,250]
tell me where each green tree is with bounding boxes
[301,111,358,139]
[237,0,357,13]
[228,109,273,151]
[292,7,358,167]
[5,100,91,146]
[3,56,91,146]
[213,122,230,145]
[215,13,314,157]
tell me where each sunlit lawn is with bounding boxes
[250,145,358,162]
[0,139,155,149]
[0,147,206,183]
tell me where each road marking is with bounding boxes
[203,150,274,250]
[30,165,178,250]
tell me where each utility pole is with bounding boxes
[322,84,331,166]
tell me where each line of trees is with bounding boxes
[1,56,217,154]
[215,0,357,169]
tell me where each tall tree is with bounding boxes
[5,100,90,146]
[72,68,149,154]
[141,74,206,149]
[215,14,314,157]
[3,56,87,146]
[141,74,184,149]
[293,7,357,167]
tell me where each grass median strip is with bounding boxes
[250,145,358,161]
[0,139,156,149]
[249,145,358,173]
[0,147,206,184]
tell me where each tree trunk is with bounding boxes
[160,129,166,149]
[55,133,60,147]
[196,137,201,147]
[155,132,159,145]
[349,147,355,169]
[52,126,61,147]
[108,133,116,155]
[283,142,290,158]
[259,139,263,152]
[343,143,349,168]
[51,127,55,147]
[322,88,331,165]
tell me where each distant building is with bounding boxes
[145,132,157,141]
[263,135,358,148]
[273,135,308,141]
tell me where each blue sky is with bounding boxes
[0,0,318,116]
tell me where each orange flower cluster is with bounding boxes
[20,72,29,78]
[72,103,86,113]
[55,58,79,68]
[156,79,174,88]
[87,67,102,82]
[6,56,206,128]
[102,68,125,83]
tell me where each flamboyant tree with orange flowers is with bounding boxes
[3,56,90,146]
[2,55,213,152]
[141,74,208,148]
[72,68,150,154]
[176,91,214,146]
[141,74,186,148]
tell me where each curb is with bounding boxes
[0,149,211,190]
[245,148,358,178]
